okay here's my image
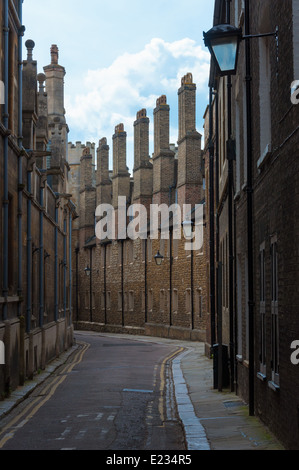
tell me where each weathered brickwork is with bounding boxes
[73,74,208,343]
[0,3,75,399]
[207,0,299,450]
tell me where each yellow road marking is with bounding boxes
[0,341,90,449]
[158,347,184,425]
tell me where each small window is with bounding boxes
[172,289,178,312]
[129,291,134,311]
[259,243,266,376]
[160,290,165,313]
[270,236,279,388]
[185,289,191,314]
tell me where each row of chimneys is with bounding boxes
[80,73,203,215]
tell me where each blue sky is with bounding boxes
[23,0,215,170]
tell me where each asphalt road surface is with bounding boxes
[0,332,187,451]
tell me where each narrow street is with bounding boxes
[0,332,186,451]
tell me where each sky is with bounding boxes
[22,0,215,171]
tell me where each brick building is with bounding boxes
[70,73,208,342]
[205,0,299,450]
[0,0,75,398]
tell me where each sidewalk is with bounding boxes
[173,344,285,451]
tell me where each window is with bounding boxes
[106,291,111,310]
[195,288,203,318]
[172,289,178,313]
[129,291,134,311]
[85,290,89,310]
[185,289,191,314]
[258,38,272,168]
[118,291,122,311]
[270,236,279,388]
[160,289,165,313]
[148,289,153,312]
[259,243,266,377]
[236,255,243,358]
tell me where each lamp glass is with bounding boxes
[211,37,239,73]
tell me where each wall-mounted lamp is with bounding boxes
[182,220,194,240]
[203,24,242,76]
[154,251,164,266]
[84,265,91,277]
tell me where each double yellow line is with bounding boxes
[0,341,89,449]
[158,347,184,425]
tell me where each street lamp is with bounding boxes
[182,220,194,240]
[203,24,242,76]
[154,251,164,266]
[84,265,91,277]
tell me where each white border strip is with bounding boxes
[172,350,210,451]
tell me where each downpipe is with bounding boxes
[2,0,9,320]
[17,1,25,316]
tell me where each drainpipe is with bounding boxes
[17,1,25,317]
[144,239,147,324]
[2,0,9,321]
[244,0,255,417]
[209,86,216,352]
[89,247,92,323]
[226,0,236,394]
[39,185,44,327]
[26,171,32,332]
[214,89,223,392]
[169,227,173,327]
[69,213,72,325]
[104,243,107,324]
[75,247,79,324]
[191,246,194,330]
[63,218,67,318]
[121,240,124,327]
[54,202,58,322]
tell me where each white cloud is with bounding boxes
[65,37,211,169]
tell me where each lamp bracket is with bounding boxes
[242,27,278,41]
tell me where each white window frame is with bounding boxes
[258,242,266,379]
[269,235,279,390]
